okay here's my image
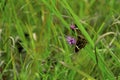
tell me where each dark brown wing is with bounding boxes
[75,35,87,53]
[71,24,87,53]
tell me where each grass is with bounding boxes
[0,0,120,80]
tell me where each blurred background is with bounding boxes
[0,0,120,80]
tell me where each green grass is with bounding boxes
[0,0,120,80]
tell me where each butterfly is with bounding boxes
[70,24,87,53]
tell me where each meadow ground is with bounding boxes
[0,0,120,80]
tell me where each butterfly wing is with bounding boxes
[75,35,87,53]
[71,24,87,53]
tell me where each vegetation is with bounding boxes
[0,0,120,80]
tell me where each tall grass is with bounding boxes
[0,0,120,80]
